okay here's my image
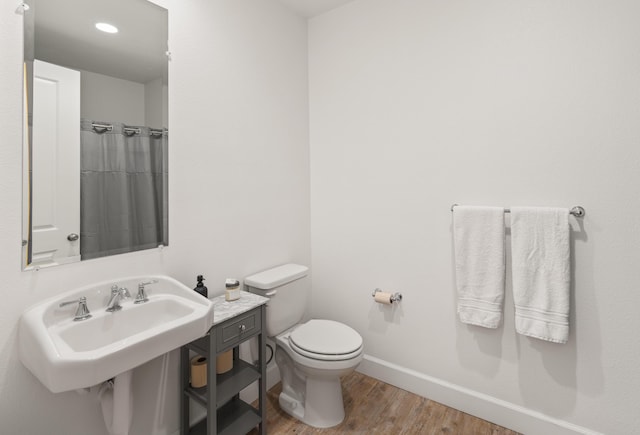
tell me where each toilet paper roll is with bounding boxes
[374,291,393,305]
[216,349,233,374]
[190,356,207,388]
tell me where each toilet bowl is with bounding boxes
[274,319,363,428]
[244,264,364,428]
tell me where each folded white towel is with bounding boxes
[453,206,506,328]
[510,207,570,343]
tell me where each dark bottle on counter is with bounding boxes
[194,275,208,298]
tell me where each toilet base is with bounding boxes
[279,376,345,428]
[273,323,363,429]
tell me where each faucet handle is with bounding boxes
[135,280,157,304]
[59,296,92,321]
[59,296,83,308]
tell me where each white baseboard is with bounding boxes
[357,354,601,435]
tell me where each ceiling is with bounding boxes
[275,0,356,18]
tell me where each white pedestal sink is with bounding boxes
[18,275,214,393]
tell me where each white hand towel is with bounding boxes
[510,207,570,343]
[453,206,506,328]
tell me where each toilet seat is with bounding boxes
[288,319,363,361]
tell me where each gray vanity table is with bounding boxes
[180,292,269,435]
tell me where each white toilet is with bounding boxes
[245,264,363,428]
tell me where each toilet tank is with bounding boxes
[244,264,309,337]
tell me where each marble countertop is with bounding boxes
[211,291,268,326]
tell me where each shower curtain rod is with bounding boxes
[450,204,586,217]
[91,122,168,136]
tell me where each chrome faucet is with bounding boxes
[134,279,158,304]
[59,296,92,321]
[106,285,130,312]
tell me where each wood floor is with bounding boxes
[250,371,521,434]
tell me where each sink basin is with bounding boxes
[18,275,214,393]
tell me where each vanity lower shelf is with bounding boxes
[185,360,261,408]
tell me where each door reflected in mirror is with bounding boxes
[22,0,169,269]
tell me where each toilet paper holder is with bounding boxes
[372,288,403,303]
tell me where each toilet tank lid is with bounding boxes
[244,264,308,290]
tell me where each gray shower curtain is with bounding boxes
[80,119,168,260]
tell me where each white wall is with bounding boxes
[81,70,146,125]
[0,1,308,435]
[309,1,640,434]
[81,70,168,128]
[144,77,168,128]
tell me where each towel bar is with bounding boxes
[450,204,585,218]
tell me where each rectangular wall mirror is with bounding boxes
[22,0,169,270]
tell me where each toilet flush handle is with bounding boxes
[265,290,277,296]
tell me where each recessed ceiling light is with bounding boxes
[95,22,118,34]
